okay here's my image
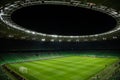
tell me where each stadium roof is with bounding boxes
[0,0,120,42]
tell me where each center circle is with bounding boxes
[11,4,117,36]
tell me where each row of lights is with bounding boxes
[40,36,118,42]
[7,35,117,42]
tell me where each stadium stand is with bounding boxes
[0,67,11,80]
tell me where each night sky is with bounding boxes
[11,4,117,36]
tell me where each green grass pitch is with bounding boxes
[7,56,118,80]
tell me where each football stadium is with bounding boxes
[0,0,120,80]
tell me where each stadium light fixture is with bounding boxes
[103,37,107,40]
[8,35,14,38]
[113,36,117,39]
[41,38,45,42]
[59,39,62,42]
[50,39,55,42]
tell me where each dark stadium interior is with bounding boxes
[0,0,120,80]
[11,4,117,36]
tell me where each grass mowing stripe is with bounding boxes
[7,56,118,80]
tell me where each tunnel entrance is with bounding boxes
[11,4,117,36]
